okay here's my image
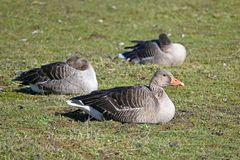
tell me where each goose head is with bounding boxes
[67,56,90,70]
[159,33,171,49]
[150,70,184,91]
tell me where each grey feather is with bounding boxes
[14,56,98,94]
[119,33,187,66]
[68,70,184,123]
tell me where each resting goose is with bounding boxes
[14,56,98,94]
[67,70,184,124]
[118,33,187,66]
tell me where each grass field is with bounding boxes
[0,0,239,159]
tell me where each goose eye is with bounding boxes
[163,74,166,77]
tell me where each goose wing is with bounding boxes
[124,39,160,49]
[14,62,76,85]
[124,42,162,62]
[41,62,76,80]
[70,86,158,114]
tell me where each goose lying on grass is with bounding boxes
[118,33,187,66]
[67,70,184,124]
[14,56,98,94]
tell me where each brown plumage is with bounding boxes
[14,56,98,94]
[118,33,187,66]
[67,70,184,123]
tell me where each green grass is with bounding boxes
[0,0,239,159]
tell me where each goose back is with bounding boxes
[119,34,186,66]
[38,65,97,94]
[69,85,168,123]
[14,57,98,94]
[122,42,162,64]
[67,69,183,123]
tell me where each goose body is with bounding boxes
[118,33,187,66]
[67,70,184,123]
[14,56,98,94]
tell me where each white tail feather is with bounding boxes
[66,100,103,120]
[117,54,126,59]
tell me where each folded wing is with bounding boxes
[124,39,160,49]
[122,42,162,63]
[70,86,158,121]
[14,62,76,85]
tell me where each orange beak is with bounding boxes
[170,78,184,86]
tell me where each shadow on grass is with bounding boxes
[55,110,98,122]
[14,87,38,95]
[56,109,195,124]
[14,87,57,95]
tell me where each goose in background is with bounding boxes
[67,70,184,124]
[118,33,187,66]
[14,56,98,94]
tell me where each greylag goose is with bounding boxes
[14,56,98,94]
[67,70,184,123]
[118,33,187,66]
